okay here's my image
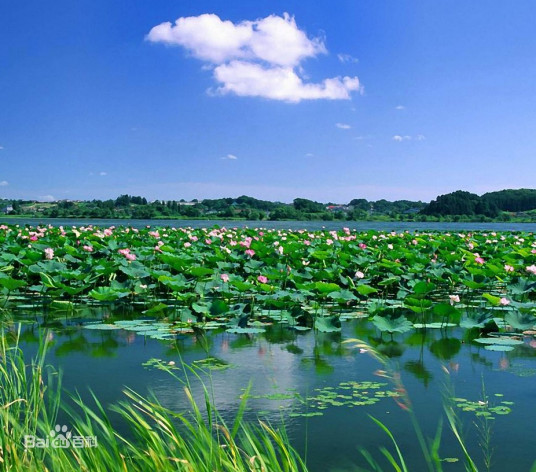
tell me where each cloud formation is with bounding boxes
[392,134,426,142]
[0,180,8,186]
[336,123,351,129]
[222,154,238,160]
[337,53,359,64]
[147,13,361,103]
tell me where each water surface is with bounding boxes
[1,217,536,232]
[11,310,536,472]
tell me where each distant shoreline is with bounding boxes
[2,216,536,223]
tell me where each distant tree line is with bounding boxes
[420,189,536,217]
[421,191,500,217]
[3,189,536,221]
[481,189,536,212]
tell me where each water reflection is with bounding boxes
[4,311,536,472]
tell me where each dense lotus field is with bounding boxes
[0,224,535,345]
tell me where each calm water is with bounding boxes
[1,216,536,232]
[11,308,536,471]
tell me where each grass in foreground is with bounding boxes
[0,329,308,472]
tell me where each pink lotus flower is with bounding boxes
[245,249,255,257]
[355,270,364,279]
[475,256,485,265]
[83,245,93,252]
[183,242,191,248]
[504,264,514,272]
[500,297,510,306]
[118,248,130,256]
[44,248,54,260]
[257,275,268,284]
[359,243,367,249]
[220,274,229,283]
[449,295,460,305]
[526,265,536,275]
[125,253,136,261]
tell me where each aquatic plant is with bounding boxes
[0,225,533,341]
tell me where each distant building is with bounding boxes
[1,205,13,214]
[326,205,349,212]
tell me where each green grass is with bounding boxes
[0,328,308,472]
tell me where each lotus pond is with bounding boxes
[2,223,536,471]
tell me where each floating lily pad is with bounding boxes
[83,323,121,330]
[226,327,266,334]
[484,344,514,352]
[475,338,523,346]
[413,322,457,329]
[193,357,234,371]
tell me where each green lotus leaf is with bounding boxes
[372,314,413,333]
[314,315,342,333]
[475,337,523,346]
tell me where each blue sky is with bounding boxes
[1,0,535,203]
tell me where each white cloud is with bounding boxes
[0,180,8,186]
[392,134,425,142]
[147,13,361,103]
[336,123,351,129]
[337,53,359,64]
[395,105,405,110]
[305,153,314,157]
[147,13,324,67]
[222,154,238,160]
[213,62,359,102]
[99,171,107,176]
